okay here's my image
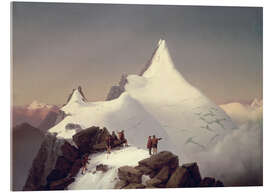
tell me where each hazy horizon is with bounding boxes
[12,3,263,106]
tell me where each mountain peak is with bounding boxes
[62,86,88,111]
[27,100,53,110]
[250,98,263,108]
[139,39,177,79]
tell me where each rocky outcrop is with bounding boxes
[61,141,80,162]
[115,151,224,189]
[96,164,109,172]
[24,126,124,190]
[118,166,143,184]
[138,151,179,170]
[72,126,100,153]
[106,74,128,101]
[23,133,65,191]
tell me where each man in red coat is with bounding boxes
[147,136,152,155]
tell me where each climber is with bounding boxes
[118,130,128,147]
[111,131,118,141]
[81,154,90,175]
[151,135,162,155]
[147,136,152,155]
[106,135,112,154]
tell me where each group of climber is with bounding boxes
[106,130,128,154]
[147,135,162,155]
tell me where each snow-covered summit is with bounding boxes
[49,39,236,157]
[250,98,263,109]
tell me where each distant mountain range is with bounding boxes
[12,101,60,131]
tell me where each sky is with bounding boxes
[12,2,263,106]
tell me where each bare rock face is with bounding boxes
[72,126,100,153]
[49,177,75,190]
[23,133,65,191]
[118,166,143,184]
[114,180,128,189]
[123,183,145,189]
[155,165,170,182]
[69,159,82,178]
[61,141,80,163]
[138,151,179,170]
[182,162,202,187]
[199,177,216,187]
[134,165,153,175]
[54,156,73,177]
[145,178,162,187]
[106,74,128,101]
[166,167,190,188]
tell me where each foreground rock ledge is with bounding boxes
[115,151,224,189]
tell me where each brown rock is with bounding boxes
[114,180,128,189]
[134,165,153,175]
[166,167,190,188]
[118,166,143,184]
[138,151,179,170]
[149,170,158,178]
[199,177,216,187]
[61,141,80,162]
[96,164,109,172]
[215,180,224,187]
[69,159,82,177]
[92,142,107,152]
[145,178,162,187]
[182,162,202,186]
[46,169,66,184]
[72,126,100,153]
[54,156,73,176]
[123,183,145,189]
[49,177,75,190]
[155,165,170,182]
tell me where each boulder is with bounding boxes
[46,169,66,184]
[145,178,162,187]
[54,156,73,176]
[118,166,143,184]
[92,142,107,152]
[215,180,224,187]
[199,177,216,187]
[95,127,110,144]
[69,159,82,177]
[123,183,145,189]
[96,164,109,172]
[149,170,159,178]
[138,151,179,170]
[61,141,80,162]
[155,165,170,182]
[49,177,75,190]
[114,180,128,189]
[182,162,202,186]
[72,126,100,153]
[166,167,190,188]
[134,165,153,175]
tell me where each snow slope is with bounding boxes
[68,146,150,190]
[49,39,235,156]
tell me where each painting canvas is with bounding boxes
[11,2,263,191]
